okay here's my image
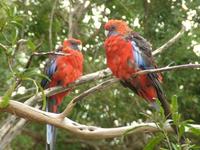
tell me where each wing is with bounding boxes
[41,57,57,88]
[121,32,163,95]
[131,32,152,55]
[129,32,163,79]
[129,32,155,69]
[41,47,63,88]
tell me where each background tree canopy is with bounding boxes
[0,0,200,149]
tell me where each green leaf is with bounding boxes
[189,127,200,137]
[179,124,185,138]
[2,24,19,44]
[27,40,36,51]
[0,82,16,108]
[171,95,180,125]
[171,95,178,112]
[144,133,164,150]
[38,83,46,111]
[18,68,50,81]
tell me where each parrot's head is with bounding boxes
[104,19,132,37]
[63,38,82,51]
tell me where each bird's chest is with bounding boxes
[52,55,83,86]
[104,36,136,79]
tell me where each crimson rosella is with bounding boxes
[104,19,172,122]
[41,38,83,150]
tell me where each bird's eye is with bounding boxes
[71,42,75,45]
[110,25,116,31]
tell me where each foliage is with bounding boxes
[0,0,200,149]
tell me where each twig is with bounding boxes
[68,7,74,38]
[15,63,198,109]
[25,68,112,106]
[152,26,186,55]
[25,51,70,69]
[59,64,200,119]
[14,39,28,56]
[1,99,200,140]
[13,51,71,89]
[133,64,200,76]
[0,43,7,52]
[68,0,89,38]
[49,0,58,50]
[59,78,117,119]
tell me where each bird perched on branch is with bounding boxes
[41,38,83,150]
[104,19,175,130]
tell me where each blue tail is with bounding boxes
[46,99,57,150]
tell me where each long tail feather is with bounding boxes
[46,124,56,150]
[46,98,57,150]
[148,74,180,135]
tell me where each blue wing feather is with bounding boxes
[130,39,156,70]
[41,58,57,88]
[131,41,147,69]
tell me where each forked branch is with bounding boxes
[0,99,200,140]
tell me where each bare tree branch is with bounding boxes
[59,64,200,119]
[152,26,186,55]
[49,0,58,50]
[59,78,117,119]
[0,43,8,52]
[133,64,200,76]
[25,51,71,69]
[68,6,74,38]
[68,0,90,38]
[13,39,28,56]
[1,99,200,140]
[13,51,71,89]
[25,68,112,107]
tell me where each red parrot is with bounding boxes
[104,19,172,122]
[41,38,83,150]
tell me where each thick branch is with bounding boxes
[0,99,199,140]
